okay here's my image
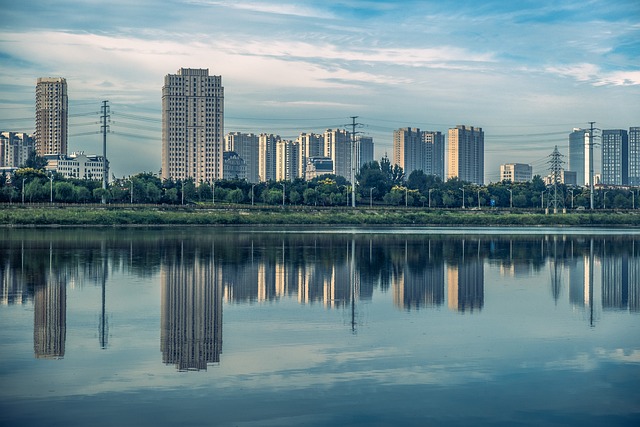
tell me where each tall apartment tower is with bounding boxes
[393,128,423,177]
[35,77,68,156]
[0,132,34,168]
[275,139,300,181]
[568,129,589,186]
[355,135,374,169]
[423,130,445,179]
[259,133,279,182]
[601,129,629,185]
[629,127,640,186]
[162,68,224,182]
[447,125,484,185]
[225,132,259,183]
[324,129,352,180]
[297,132,324,179]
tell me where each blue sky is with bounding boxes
[1,0,639,180]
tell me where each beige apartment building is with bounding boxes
[447,125,484,185]
[161,68,224,182]
[35,77,68,156]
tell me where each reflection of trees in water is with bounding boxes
[1,229,640,312]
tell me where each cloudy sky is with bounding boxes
[1,0,639,181]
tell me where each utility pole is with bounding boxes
[100,101,110,204]
[589,121,595,210]
[349,116,362,208]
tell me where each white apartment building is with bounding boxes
[45,152,106,181]
[0,132,33,168]
[500,163,533,182]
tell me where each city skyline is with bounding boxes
[0,1,639,180]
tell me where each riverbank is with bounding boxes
[2,205,640,227]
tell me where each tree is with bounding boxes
[25,179,47,202]
[75,186,91,203]
[289,189,301,205]
[303,188,318,205]
[226,188,244,204]
[23,150,47,170]
[55,182,75,203]
[146,182,161,203]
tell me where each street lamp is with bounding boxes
[281,183,285,207]
[569,189,574,209]
[251,184,256,206]
[630,190,635,210]
[541,190,545,209]
[429,188,434,208]
[405,187,408,207]
[369,187,373,208]
[460,187,465,209]
[48,172,54,205]
[22,177,26,204]
[603,191,609,209]
[507,189,513,208]
[212,181,216,205]
[477,188,480,209]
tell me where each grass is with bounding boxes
[1,205,640,227]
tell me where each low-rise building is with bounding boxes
[500,163,533,182]
[45,152,106,181]
[305,157,333,180]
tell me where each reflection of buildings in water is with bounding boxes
[161,249,222,371]
[445,239,483,313]
[447,259,484,313]
[0,264,29,305]
[33,278,66,359]
[602,253,629,310]
[393,264,445,310]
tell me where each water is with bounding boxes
[1,227,639,426]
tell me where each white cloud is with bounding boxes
[546,63,640,86]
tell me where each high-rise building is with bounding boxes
[225,132,259,183]
[35,77,68,156]
[0,132,33,168]
[324,129,352,180]
[297,132,324,180]
[601,129,628,185]
[161,68,224,182]
[259,133,279,182]
[628,127,640,186]
[393,128,423,177]
[356,135,374,169]
[422,130,445,179]
[447,125,484,185]
[275,139,300,181]
[500,163,533,182]
[568,128,589,186]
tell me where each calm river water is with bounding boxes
[1,227,639,426]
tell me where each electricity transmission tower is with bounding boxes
[100,101,110,203]
[547,145,565,213]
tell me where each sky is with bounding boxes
[1,0,639,181]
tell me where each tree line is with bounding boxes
[0,154,636,209]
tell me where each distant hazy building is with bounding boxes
[447,125,484,185]
[544,169,577,186]
[423,131,445,179]
[45,152,106,181]
[355,135,374,169]
[305,156,333,180]
[324,129,352,180]
[297,132,324,180]
[628,127,640,186]
[259,133,279,182]
[223,151,247,181]
[225,132,259,183]
[161,68,224,183]
[601,129,628,185]
[275,139,300,181]
[35,77,68,156]
[568,128,589,186]
[500,163,533,182]
[0,132,33,168]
